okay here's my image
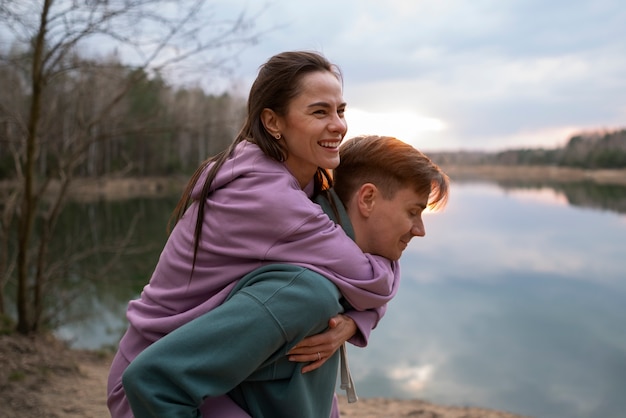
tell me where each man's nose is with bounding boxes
[412,219,425,237]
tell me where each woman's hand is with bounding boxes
[287,314,357,373]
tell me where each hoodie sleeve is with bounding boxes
[200,159,399,311]
[263,182,399,310]
[343,306,387,347]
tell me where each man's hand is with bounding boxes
[287,314,357,373]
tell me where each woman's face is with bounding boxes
[276,71,347,188]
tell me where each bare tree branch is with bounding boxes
[0,0,263,333]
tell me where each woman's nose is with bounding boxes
[330,113,347,135]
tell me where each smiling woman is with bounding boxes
[345,108,446,148]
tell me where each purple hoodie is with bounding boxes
[119,140,400,362]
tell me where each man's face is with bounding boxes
[360,186,429,261]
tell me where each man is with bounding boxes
[122,135,449,417]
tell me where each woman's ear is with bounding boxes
[356,183,378,217]
[261,108,281,139]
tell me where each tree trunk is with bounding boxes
[16,0,52,333]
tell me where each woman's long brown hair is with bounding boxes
[167,51,341,277]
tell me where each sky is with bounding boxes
[4,0,623,152]
[200,0,626,152]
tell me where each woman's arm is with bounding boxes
[205,163,400,311]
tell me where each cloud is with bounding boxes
[211,0,626,150]
[345,108,446,148]
[389,364,436,393]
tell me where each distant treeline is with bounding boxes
[0,53,246,180]
[430,129,626,169]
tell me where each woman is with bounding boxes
[107,51,399,417]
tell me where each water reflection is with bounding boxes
[52,196,178,348]
[44,180,626,418]
[348,182,626,418]
[489,179,626,215]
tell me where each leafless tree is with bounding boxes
[0,0,261,333]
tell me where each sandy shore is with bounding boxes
[336,396,530,417]
[0,334,531,418]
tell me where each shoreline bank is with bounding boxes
[0,333,532,418]
[1,165,625,203]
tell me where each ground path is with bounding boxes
[1,334,530,418]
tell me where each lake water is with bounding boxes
[53,179,626,418]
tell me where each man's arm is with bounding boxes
[123,266,344,418]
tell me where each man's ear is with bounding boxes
[261,108,281,138]
[356,183,378,217]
